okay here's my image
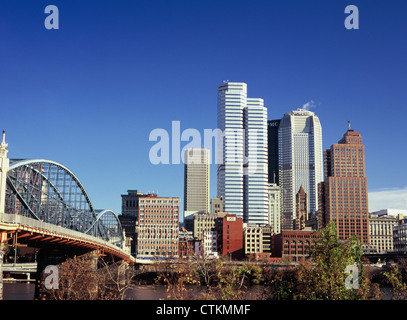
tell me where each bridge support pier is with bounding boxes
[34,247,70,300]
[34,248,102,300]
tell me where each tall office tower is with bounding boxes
[268,183,281,235]
[267,120,281,185]
[320,127,370,244]
[217,82,268,224]
[243,98,269,224]
[184,148,210,217]
[217,82,246,217]
[295,186,308,230]
[278,109,323,230]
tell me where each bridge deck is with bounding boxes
[0,214,135,264]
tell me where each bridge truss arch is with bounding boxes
[5,159,124,248]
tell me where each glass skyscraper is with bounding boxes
[267,119,281,185]
[217,82,268,225]
[278,109,323,230]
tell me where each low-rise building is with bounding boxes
[185,211,227,241]
[272,230,318,262]
[202,231,218,259]
[215,213,244,260]
[393,217,407,254]
[369,213,398,254]
[244,225,272,256]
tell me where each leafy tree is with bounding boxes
[295,221,368,300]
[383,264,407,300]
[215,261,251,300]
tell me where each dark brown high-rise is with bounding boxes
[319,126,369,244]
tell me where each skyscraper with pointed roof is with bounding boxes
[278,109,323,230]
[319,126,370,244]
[295,186,308,230]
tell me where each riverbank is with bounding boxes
[2,280,395,300]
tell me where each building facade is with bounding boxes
[136,194,180,260]
[320,128,370,244]
[296,186,308,230]
[121,190,144,218]
[184,148,210,218]
[215,213,244,260]
[187,212,226,241]
[369,213,398,254]
[272,230,318,262]
[268,183,281,234]
[243,97,269,225]
[278,109,323,230]
[267,119,281,185]
[371,209,407,217]
[210,197,224,215]
[393,218,407,254]
[217,82,268,225]
[118,215,137,255]
[202,230,218,258]
[244,224,272,256]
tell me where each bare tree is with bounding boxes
[98,258,135,300]
[39,253,135,300]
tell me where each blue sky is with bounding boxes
[1,0,406,216]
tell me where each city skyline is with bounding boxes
[1,1,407,216]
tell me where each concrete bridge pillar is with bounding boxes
[34,247,69,300]
[34,249,101,300]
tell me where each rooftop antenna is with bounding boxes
[348,120,351,131]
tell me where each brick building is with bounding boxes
[319,127,370,244]
[215,213,244,260]
[296,186,308,230]
[272,230,318,262]
[136,194,180,260]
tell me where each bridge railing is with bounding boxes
[1,213,132,260]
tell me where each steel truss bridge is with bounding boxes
[0,159,134,263]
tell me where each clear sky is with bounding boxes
[1,0,406,217]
